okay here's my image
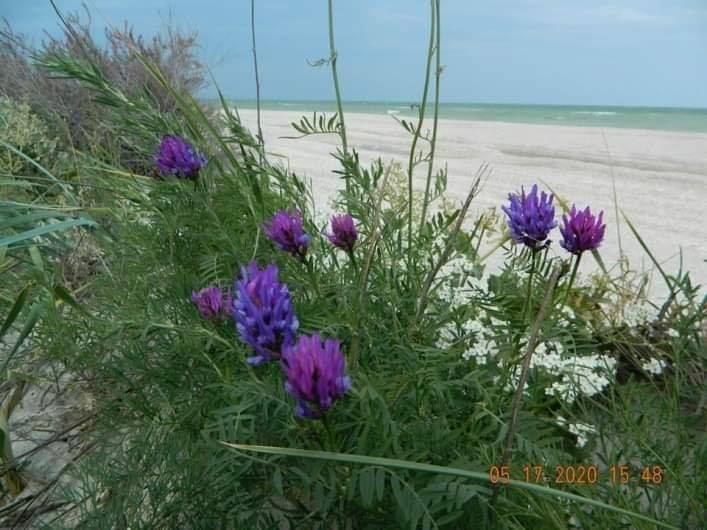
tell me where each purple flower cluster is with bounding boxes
[502,184,557,251]
[282,334,351,418]
[194,206,361,419]
[501,184,606,256]
[264,210,310,259]
[233,262,299,366]
[559,205,606,255]
[231,262,351,418]
[155,135,206,180]
[191,287,232,320]
[327,214,358,252]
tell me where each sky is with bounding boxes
[4,0,707,108]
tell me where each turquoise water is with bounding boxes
[225,100,707,133]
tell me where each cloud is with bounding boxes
[589,5,667,23]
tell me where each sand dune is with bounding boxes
[239,109,707,300]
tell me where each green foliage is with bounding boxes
[284,112,342,139]
[0,97,58,178]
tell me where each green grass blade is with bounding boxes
[223,443,678,529]
[0,211,74,231]
[0,140,77,204]
[0,285,32,340]
[621,210,674,294]
[0,218,97,248]
[0,299,46,376]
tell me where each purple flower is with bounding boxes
[191,287,232,320]
[264,210,310,259]
[327,214,358,252]
[501,184,557,251]
[282,334,351,419]
[155,135,207,180]
[233,262,298,366]
[559,205,606,255]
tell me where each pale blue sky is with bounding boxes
[4,0,707,107]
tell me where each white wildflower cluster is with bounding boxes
[498,339,617,404]
[437,308,502,366]
[535,345,617,404]
[622,301,658,328]
[435,255,502,365]
[437,255,485,308]
[641,358,667,375]
[556,416,596,448]
[459,314,501,365]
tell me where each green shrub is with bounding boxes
[0,97,57,177]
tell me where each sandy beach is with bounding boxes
[239,109,707,299]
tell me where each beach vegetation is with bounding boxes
[0,2,704,529]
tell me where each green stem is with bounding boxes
[523,251,537,323]
[305,257,322,299]
[327,0,348,157]
[490,264,566,511]
[420,0,441,229]
[406,0,436,266]
[250,0,265,161]
[347,249,357,269]
[321,415,337,451]
[561,253,582,308]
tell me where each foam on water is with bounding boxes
[221,99,707,133]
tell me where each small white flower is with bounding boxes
[641,358,667,375]
[556,416,596,448]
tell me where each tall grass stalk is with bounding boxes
[225,443,679,529]
[327,0,348,158]
[419,0,441,229]
[622,210,677,319]
[406,0,436,261]
[600,128,624,269]
[250,0,265,160]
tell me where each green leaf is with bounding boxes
[53,284,91,317]
[0,285,32,340]
[375,467,386,502]
[223,443,679,529]
[272,468,283,496]
[0,298,47,376]
[359,467,375,507]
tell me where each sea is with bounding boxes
[226,100,707,134]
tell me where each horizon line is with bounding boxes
[202,97,707,112]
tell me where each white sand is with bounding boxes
[239,109,707,300]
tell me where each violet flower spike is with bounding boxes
[501,184,557,251]
[191,287,230,320]
[282,333,351,419]
[264,210,310,259]
[233,262,298,366]
[559,205,606,255]
[327,213,358,253]
[155,135,207,180]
